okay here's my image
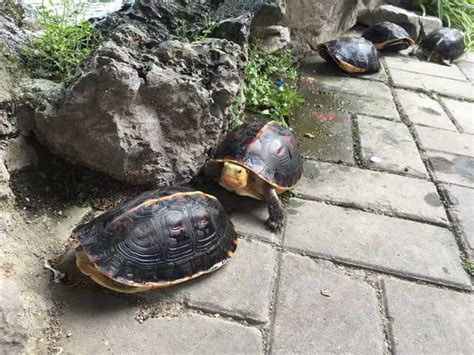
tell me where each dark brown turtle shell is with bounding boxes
[421,28,466,64]
[317,37,381,74]
[362,22,415,52]
[213,121,303,189]
[73,187,237,288]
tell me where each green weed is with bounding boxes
[462,257,474,276]
[413,0,474,49]
[228,95,244,130]
[22,0,101,81]
[244,44,304,127]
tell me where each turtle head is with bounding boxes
[219,162,248,191]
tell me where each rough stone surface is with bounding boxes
[383,278,474,354]
[390,69,474,100]
[272,254,384,354]
[395,89,456,131]
[250,25,290,53]
[0,153,12,200]
[357,115,428,177]
[55,289,262,354]
[416,126,474,158]
[297,160,448,224]
[295,86,354,164]
[0,277,28,355]
[428,151,474,188]
[358,4,442,40]
[3,136,38,173]
[299,73,399,120]
[145,239,277,323]
[35,39,245,185]
[285,199,471,288]
[444,184,474,255]
[442,98,474,135]
[385,56,467,81]
[283,0,359,56]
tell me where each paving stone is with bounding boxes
[383,278,474,354]
[390,69,474,100]
[294,91,354,164]
[301,58,388,83]
[145,239,277,323]
[444,184,474,255]
[357,115,428,178]
[457,61,474,82]
[416,125,474,157]
[428,151,474,188]
[441,97,474,134]
[56,289,263,354]
[297,160,448,224]
[272,254,384,354]
[395,89,457,131]
[385,56,467,81]
[300,75,400,120]
[285,199,471,289]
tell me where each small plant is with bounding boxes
[244,44,304,127]
[194,15,218,42]
[462,257,474,276]
[228,95,244,130]
[22,0,102,81]
[412,0,473,49]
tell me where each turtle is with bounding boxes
[209,120,303,231]
[315,37,381,74]
[362,22,415,52]
[420,28,466,64]
[73,187,238,293]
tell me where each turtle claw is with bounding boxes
[265,218,284,232]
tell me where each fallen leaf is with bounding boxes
[314,112,337,122]
[304,133,315,139]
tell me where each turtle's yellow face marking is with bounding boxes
[220,162,248,191]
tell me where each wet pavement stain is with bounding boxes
[420,106,442,116]
[424,192,443,207]
[430,155,474,181]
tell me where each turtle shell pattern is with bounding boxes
[421,28,465,63]
[73,187,237,287]
[362,22,414,52]
[213,121,303,189]
[318,37,381,74]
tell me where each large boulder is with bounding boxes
[32,1,253,186]
[282,0,360,56]
[34,35,245,187]
[358,5,442,40]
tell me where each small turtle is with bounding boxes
[362,22,415,52]
[421,28,466,64]
[210,121,303,231]
[316,37,381,74]
[73,187,237,293]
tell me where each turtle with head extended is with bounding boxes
[210,120,303,231]
[362,22,415,52]
[315,37,381,74]
[73,187,237,293]
[420,28,466,64]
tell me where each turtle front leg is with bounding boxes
[263,187,285,232]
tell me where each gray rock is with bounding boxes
[34,38,245,185]
[283,0,359,56]
[0,277,28,355]
[250,0,286,27]
[250,25,290,53]
[0,152,12,200]
[358,5,442,40]
[3,136,38,173]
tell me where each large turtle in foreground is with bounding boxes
[210,121,303,231]
[421,28,466,64]
[316,37,381,74]
[73,187,237,293]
